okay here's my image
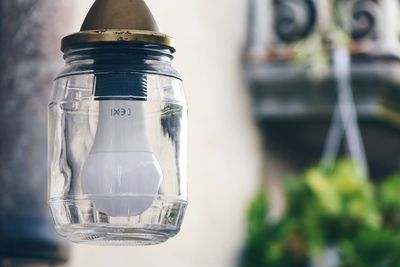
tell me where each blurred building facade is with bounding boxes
[67,1,262,267]
[244,0,400,178]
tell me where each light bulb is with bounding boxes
[81,99,163,217]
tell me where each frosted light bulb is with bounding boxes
[81,100,163,217]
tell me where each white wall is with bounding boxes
[65,1,262,266]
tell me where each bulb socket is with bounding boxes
[94,73,147,100]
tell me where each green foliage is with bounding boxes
[241,160,400,267]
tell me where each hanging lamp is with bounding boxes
[48,0,188,245]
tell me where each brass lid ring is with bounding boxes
[61,30,175,52]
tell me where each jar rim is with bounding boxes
[62,30,175,52]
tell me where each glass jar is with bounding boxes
[48,42,187,245]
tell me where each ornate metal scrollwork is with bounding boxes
[351,0,378,40]
[273,0,317,43]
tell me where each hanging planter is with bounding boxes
[242,2,400,265]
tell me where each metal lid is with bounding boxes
[61,30,175,51]
[61,0,175,51]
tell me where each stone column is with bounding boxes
[0,0,75,264]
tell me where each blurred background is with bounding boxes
[2,0,400,266]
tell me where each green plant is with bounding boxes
[241,159,400,267]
